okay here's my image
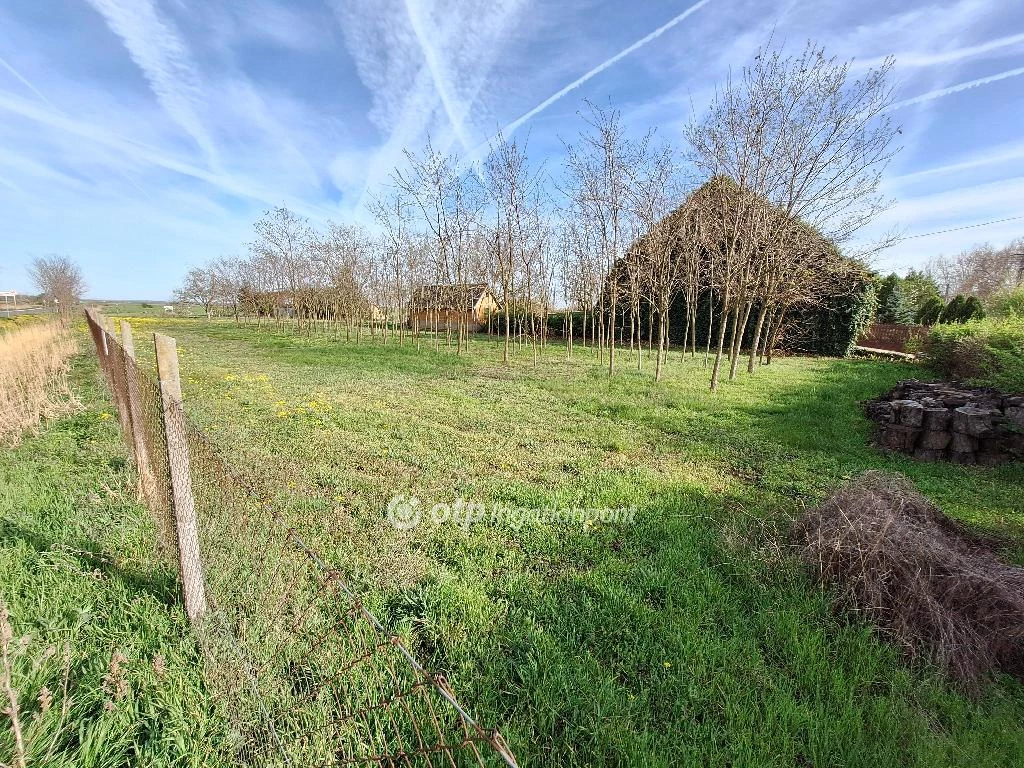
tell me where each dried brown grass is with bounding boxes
[0,321,79,446]
[792,471,1024,691]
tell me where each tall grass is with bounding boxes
[0,322,79,445]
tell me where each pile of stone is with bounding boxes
[866,380,1024,465]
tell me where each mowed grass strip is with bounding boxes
[122,317,1024,766]
[0,347,230,767]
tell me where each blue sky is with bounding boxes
[1,0,1023,299]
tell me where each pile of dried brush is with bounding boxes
[791,471,1024,691]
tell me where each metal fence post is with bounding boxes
[121,321,158,507]
[154,332,208,623]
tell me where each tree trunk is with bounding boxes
[703,291,714,368]
[655,301,669,382]
[710,288,730,391]
[747,303,769,374]
[608,292,617,375]
[567,311,573,360]
[728,300,753,380]
[766,307,787,365]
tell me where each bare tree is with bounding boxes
[250,206,315,327]
[369,190,418,345]
[27,255,85,317]
[560,217,602,356]
[484,132,546,364]
[927,238,1024,300]
[686,40,900,390]
[564,101,640,375]
[175,266,222,318]
[392,137,485,355]
[625,141,688,379]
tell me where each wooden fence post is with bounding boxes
[105,317,135,456]
[154,332,207,623]
[120,321,158,507]
[99,312,109,357]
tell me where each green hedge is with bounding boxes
[782,278,877,357]
[921,317,1024,392]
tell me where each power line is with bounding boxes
[901,214,1024,240]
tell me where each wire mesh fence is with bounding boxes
[83,308,517,768]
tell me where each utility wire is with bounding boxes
[901,214,1024,240]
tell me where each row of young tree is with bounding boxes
[176,41,901,390]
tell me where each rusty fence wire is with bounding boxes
[84,309,517,768]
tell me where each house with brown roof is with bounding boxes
[407,283,498,332]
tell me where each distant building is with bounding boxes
[0,291,17,316]
[407,283,498,332]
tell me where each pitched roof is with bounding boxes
[409,283,492,312]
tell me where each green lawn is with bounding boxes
[0,349,230,767]
[108,318,1024,764]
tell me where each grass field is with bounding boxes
[0,312,51,332]
[0,349,230,767]
[106,318,1024,764]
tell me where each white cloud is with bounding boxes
[84,0,219,165]
[331,0,527,205]
[493,0,714,143]
[857,31,1024,69]
[0,54,58,110]
[890,140,1024,184]
[224,0,334,51]
[3,0,1024,296]
[857,173,1024,271]
[0,89,334,222]
[885,175,1024,224]
[888,66,1024,111]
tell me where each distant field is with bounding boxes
[91,301,181,318]
[0,311,50,331]
[113,316,1024,766]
